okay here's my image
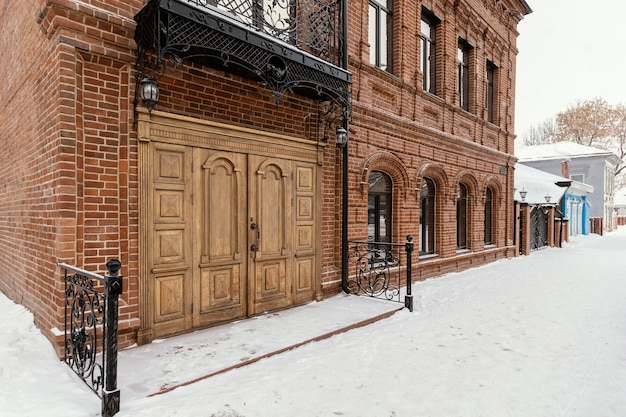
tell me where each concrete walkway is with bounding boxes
[117,294,403,401]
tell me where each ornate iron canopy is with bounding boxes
[134,0,351,114]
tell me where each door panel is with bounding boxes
[195,150,247,327]
[295,257,313,292]
[150,145,193,337]
[248,155,292,314]
[255,260,287,298]
[294,163,316,303]
[155,273,185,318]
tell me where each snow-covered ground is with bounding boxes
[2,227,626,417]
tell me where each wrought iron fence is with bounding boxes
[184,0,342,65]
[134,0,351,118]
[530,206,549,250]
[346,236,414,311]
[59,260,123,417]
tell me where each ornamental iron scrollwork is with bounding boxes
[64,271,105,397]
[133,0,351,119]
[530,206,549,251]
[173,0,342,66]
[347,239,415,306]
[60,261,122,417]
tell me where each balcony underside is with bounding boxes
[134,0,351,111]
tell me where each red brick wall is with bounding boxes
[337,0,521,285]
[0,0,525,351]
[2,0,330,351]
[0,0,71,343]
[0,0,145,351]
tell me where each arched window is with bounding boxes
[456,183,468,250]
[484,187,493,245]
[420,177,436,255]
[368,171,393,243]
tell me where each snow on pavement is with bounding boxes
[1,227,625,416]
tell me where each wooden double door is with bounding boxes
[147,142,319,338]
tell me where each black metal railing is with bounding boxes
[530,206,549,250]
[346,236,414,311]
[183,0,342,65]
[59,260,123,417]
[134,0,351,116]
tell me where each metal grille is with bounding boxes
[185,0,339,62]
[64,270,105,397]
[60,261,123,417]
[530,206,549,250]
[346,237,415,311]
[134,0,351,113]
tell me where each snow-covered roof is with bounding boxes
[567,180,594,195]
[514,163,570,204]
[516,142,619,162]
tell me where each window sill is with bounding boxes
[419,253,439,261]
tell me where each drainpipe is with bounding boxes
[341,0,350,293]
[340,124,349,293]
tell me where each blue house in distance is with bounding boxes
[514,163,593,239]
[517,142,617,234]
[561,180,594,236]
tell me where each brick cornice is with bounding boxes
[352,100,513,165]
[36,0,137,54]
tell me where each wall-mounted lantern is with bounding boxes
[335,126,348,147]
[139,76,159,113]
[519,188,527,202]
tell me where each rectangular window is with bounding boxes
[570,173,585,183]
[421,8,439,94]
[369,0,393,73]
[486,60,497,123]
[457,38,471,111]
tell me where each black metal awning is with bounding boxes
[134,0,351,111]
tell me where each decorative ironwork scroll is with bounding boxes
[347,242,400,299]
[133,0,351,115]
[346,236,414,310]
[530,206,549,250]
[64,269,105,396]
[60,260,123,417]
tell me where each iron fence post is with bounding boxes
[103,259,122,417]
[405,235,414,312]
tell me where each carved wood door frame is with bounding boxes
[136,110,323,344]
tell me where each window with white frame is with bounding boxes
[421,7,439,94]
[457,39,472,111]
[369,0,393,72]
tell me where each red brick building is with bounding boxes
[0,0,531,352]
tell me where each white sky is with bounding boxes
[515,0,626,136]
